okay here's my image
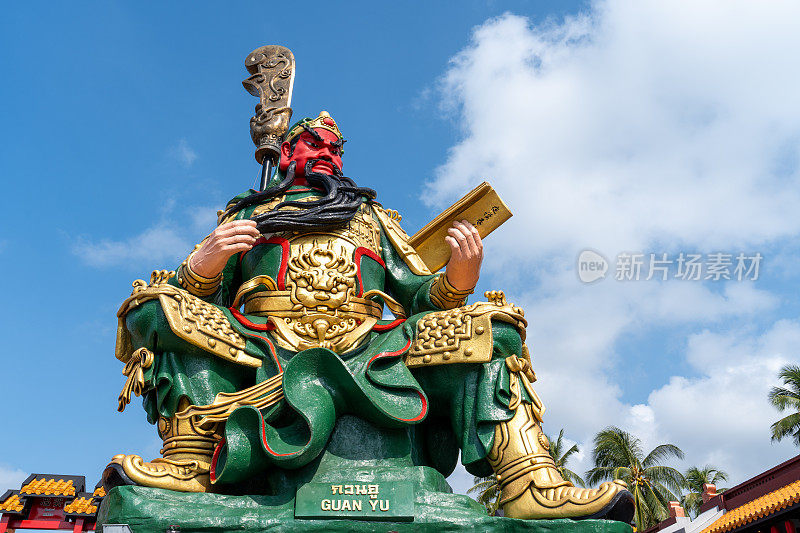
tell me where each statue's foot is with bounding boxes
[488,373,635,523]
[503,479,634,522]
[103,454,211,493]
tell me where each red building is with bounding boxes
[0,474,105,532]
[642,455,800,533]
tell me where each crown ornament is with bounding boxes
[285,111,344,144]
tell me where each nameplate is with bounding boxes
[294,481,414,521]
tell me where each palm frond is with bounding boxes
[648,477,682,505]
[589,426,686,527]
[467,480,495,494]
[770,412,800,444]
[685,466,728,492]
[769,364,800,445]
[777,365,800,390]
[562,468,586,487]
[640,483,670,528]
[643,444,684,467]
[467,475,500,515]
[613,466,632,482]
[681,492,703,518]
[634,484,660,529]
[586,465,616,485]
[478,485,499,503]
[711,471,728,484]
[768,386,800,411]
[592,427,643,470]
[631,485,648,530]
[548,429,566,460]
[645,465,686,494]
[561,443,581,464]
[586,464,634,485]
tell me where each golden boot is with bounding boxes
[103,398,220,493]
[488,360,634,521]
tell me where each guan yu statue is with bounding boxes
[103,45,635,529]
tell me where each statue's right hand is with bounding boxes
[189,220,260,278]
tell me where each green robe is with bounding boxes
[125,184,528,487]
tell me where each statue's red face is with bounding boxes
[279,128,343,178]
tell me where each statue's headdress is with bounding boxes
[284,111,344,145]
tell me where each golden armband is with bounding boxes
[177,251,222,297]
[429,273,474,310]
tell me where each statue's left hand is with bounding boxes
[444,220,483,291]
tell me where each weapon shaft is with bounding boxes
[260,159,274,191]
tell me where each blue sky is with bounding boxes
[2,0,800,505]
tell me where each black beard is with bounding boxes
[224,159,377,234]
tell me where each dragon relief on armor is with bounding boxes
[286,241,360,348]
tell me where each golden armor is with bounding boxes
[488,356,632,520]
[106,398,221,493]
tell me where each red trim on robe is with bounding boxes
[229,307,275,331]
[261,420,311,457]
[372,318,406,331]
[353,246,385,297]
[210,438,225,483]
[252,236,290,290]
[234,330,282,372]
[366,338,428,422]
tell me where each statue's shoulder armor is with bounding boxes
[218,189,261,225]
[370,203,432,276]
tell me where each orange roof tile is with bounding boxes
[92,486,106,498]
[700,479,800,533]
[63,496,97,515]
[0,493,24,513]
[19,477,76,497]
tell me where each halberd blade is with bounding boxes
[243,45,296,164]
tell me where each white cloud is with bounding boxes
[73,226,190,268]
[188,205,220,233]
[72,204,217,269]
[432,0,800,489]
[171,139,198,168]
[431,3,800,257]
[643,321,800,481]
[0,464,27,489]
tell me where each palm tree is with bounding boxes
[547,429,586,487]
[586,427,686,530]
[680,466,727,518]
[768,364,800,445]
[467,474,501,515]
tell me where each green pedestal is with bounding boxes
[96,416,633,533]
[97,484,632,533]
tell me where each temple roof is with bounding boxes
[0,491,24,513]
[18,474,84,497]
[63,492,98,516]
[700,479,800,533]
[0,473,104,522]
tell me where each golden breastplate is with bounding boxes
[237,203,385,353]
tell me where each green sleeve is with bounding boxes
[380,229,442,316]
